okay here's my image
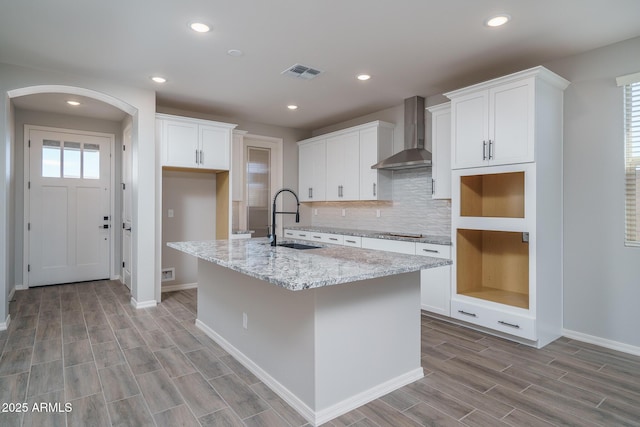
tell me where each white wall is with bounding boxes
[13,109,124,286]
[541,36,640,347]
[0,62,157,324]
[162,170,216,287]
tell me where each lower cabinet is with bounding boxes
[415,243,451,317]
[287,230,452,317]
[450,299,536,340]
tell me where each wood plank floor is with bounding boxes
[1,280,639,426]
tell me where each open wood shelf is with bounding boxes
[460,171,524,218]
[456,228,529,309]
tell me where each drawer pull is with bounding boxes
[299,234,307,237]
[313,235,321,239]
[345,240,356,244]
[498,320,520,329]
[422,248,439,254]
[458,310,477,318]
[329,237,339,241]
[285,232,293,236]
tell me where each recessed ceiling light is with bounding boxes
[151,76,167,84]
[357,74,371,81]
[227,49,243,57]
[287,105,298,110]
[66,100,80,106]
[485,14,511,27]
[189,22,210,33]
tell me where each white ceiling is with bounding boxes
[2,0,640,130]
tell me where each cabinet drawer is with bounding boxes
[283,230,312,241]
[450,299,535,340]
[415,243,451,259]
[342,236,362,247]
[306,232,343,245]
[361,237,416,255]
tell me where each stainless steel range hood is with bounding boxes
[371,96,432,170]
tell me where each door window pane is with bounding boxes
[246,147,271,237]
[63,141,81,178]
[42,140,61,178]
[83,143,100,179]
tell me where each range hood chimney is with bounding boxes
[371,96,432,170]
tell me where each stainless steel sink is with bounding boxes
[277,242,322,250]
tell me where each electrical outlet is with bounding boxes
[314,208,318,216]
[161,268,175,282]
[168,209,174,218]
[342,209,346,217]
[376,209,381,218]
[242,312,248,329]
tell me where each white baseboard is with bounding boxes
[161,282,198,293]
[196,319,424,426]
[8,286,16,301]
[130,297,157,309]
[562,328,640,357]
[0,314,11,331]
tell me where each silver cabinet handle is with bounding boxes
[329,237,339,241]
[196,149,199,164]
[200,150,204,164]
[432,179,435,195]
[373,183,376,197]
[299,233,307,237]
[488,140,493,160]
[458,310,477,317]
[422,248,439,254]
[482,141,487,160]
[345,239,356,244]
[312,235,321,239]
[498,320,520,329]
[308,188,313,199]
[285,232,293,236]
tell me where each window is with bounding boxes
[619,72,640,246]
[41,141,100,180]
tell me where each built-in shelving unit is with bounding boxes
[446,66,569,348]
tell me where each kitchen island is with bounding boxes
[168,238,450,426]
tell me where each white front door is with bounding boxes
[27,126,113,286]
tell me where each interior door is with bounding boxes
[122,124,133,289]
[28,127,112,286]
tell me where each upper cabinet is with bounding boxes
[445,67,569,169]
[298,139,326,202]
[427,102,451,199]
[326,131,360,201]
[157,113,237,171]
[297,121,394,202]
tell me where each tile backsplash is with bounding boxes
[308,169,451,236]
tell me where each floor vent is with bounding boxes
[281,63,323,80]
[161,267,175,282]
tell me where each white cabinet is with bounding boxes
[298,139,326,202]
[361,237,415,254]
[297,121,394,202]
[326,131,360,201]
[359,125,393,200]
[416,243,451,317]
[447,66,569,348]
[446,67,567,169]
[157,113,236,171]
[427,103,451,199]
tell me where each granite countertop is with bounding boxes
[168,238,451,291]
[285,226,452,245]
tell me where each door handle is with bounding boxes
[482,141,487,160]
[200,150,204,164]
[488,140,493,160]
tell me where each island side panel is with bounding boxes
[196,260,317,409]
[313,271,423,413]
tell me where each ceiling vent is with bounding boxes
[281,63,323,80]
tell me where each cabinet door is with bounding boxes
[359,127,379,200]
[451,91,489,169]
[420,266,451,316]
[489,79,534,166]
[299,140,326,202]
[326,131,359,201]
[431,106,452,199]
[200,125,230,170]
[162,119,199,168]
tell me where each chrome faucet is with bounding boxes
[271,188,300,247]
